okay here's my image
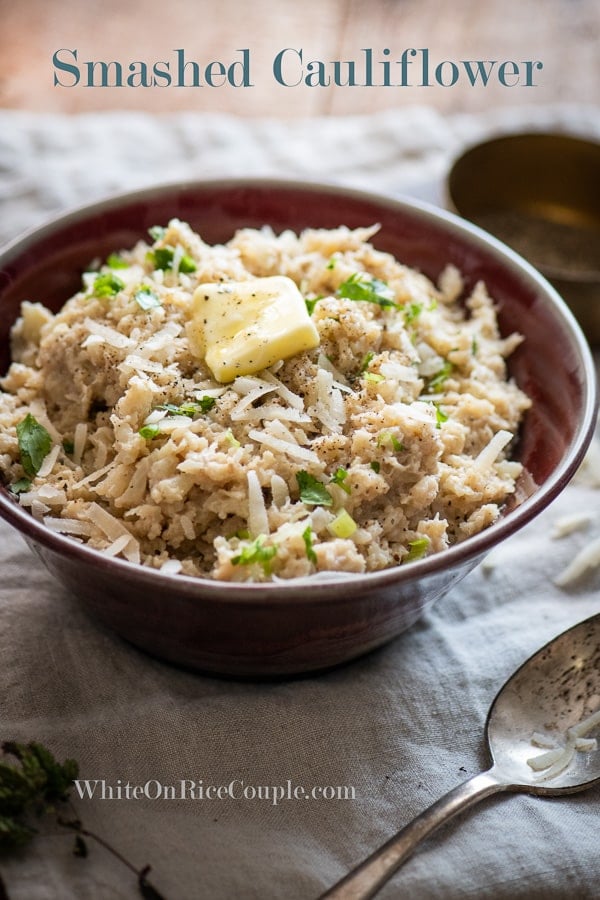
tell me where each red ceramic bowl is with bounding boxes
[0,180,596,677]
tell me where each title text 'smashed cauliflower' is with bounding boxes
[0,221,531,581]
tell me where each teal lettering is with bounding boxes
[273,48,303,86]
[53,48,80,86]
[462,59,497,86]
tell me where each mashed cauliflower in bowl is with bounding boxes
[0,219,531,582]
[0,180,595,675]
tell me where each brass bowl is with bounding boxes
[448,133,600,344]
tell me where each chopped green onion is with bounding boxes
[403,302,423,324]
[148,225,166,241]
[404,537,430,563]
[9,477,32,495]
[328,509,358,539]
[377,432,404,452]
[92,273,125,298]
[330,466,351,494]
[157,396,216,417]
[326,257,337,270]
[225,428,240,448]
[139,423,161,440]
[364,372,385,384]
[16,414,52,477]
[147,247,197,273]
[302,526,317,563]
[360,351,375,372]
[471,337,479,356]
[106,253,129,269]
[296,471,333,507]
[337,273,397,309]
[428,361,453,391]
[134,286,162,311]
[434,405,449,428]
[232,535,277,573]
[370,461,381,474]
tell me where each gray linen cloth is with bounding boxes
[0,104,599,900]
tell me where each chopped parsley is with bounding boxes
[330,466,351,494]
[360,351,375,372]
[302,526,317,563]
[296,471,333,507]
[158,397,216,416]
[9,477,32,495]
[62,439,74,455]
[428,361,453,391]
[337,273,397,309]
[147,247,197,274]
[404,537,430,563]
[377,432,404,452]
[305,296,321,316]
[134,286,162,311]
[434,405,449,428]
[232,536,277,573]
[106,253,129,269]
[402,302,423,324]
[92,273,125,298]
[16,414,52,477]
[370,461,381,474]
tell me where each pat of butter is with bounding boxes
[190,276,320,383]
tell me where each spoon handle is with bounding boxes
[319,769,508,900]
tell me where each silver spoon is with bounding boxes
[319,612,600,900]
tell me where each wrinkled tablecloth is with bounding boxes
[0,103,599,900]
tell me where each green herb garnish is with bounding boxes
[305,296,321,316]
[360,351,375,372]
[377,432,404,452]
[302,526,317,563]
[232,536,278,573]
[326,257,337,270]
[403,302,423,325]
[148,225,166,241]
[404,537,430,563]
[9,477,32,495]
[62,439,75,455]
[224,428,240,448]
[138,424,160,440]
[0,740,165,896]
[370,461,381,474]
[428,361,453,391]
[471,337,479,356]
[330,466,351,495]
[16,414,52,477]
[92,273,125,298]
[364,372,385,384]
[434,405,449,428]
[296,471,333,507]
[106,253,129,269]
[147,247,197,273]
[158,396,216,417]
[134,286,162,311]
[337,273,397,309]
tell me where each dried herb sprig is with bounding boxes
[0,741,166,899]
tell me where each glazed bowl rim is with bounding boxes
[0,177,597,602]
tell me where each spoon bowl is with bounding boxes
[487,613,600,792]
[320,613,600,899]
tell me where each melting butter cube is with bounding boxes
[191,276,320,382]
